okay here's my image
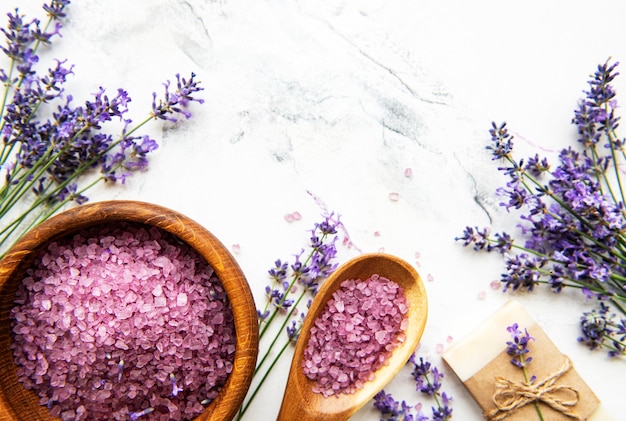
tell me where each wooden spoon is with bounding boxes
[276,253,428,421]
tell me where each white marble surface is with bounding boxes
[2,0,626,419]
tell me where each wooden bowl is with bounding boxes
[0,200,259,421]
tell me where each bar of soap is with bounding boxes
[442,300,612,421]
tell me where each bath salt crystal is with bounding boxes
[176,293,188,307]
[152,284,163,297]
[10,222,236,421]
[302,274,408,397]
[154,295,167,307]
[284,211,302,222]
[41,299,52,311]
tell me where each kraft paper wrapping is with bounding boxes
[442,301,610,421]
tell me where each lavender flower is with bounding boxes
[238,212,341,420]
[169,373,183,397]
[0,1,203,257]
[263,282,294,313]
[455,226,490,251]
[505,324,543,419]
[505,323,534,369]
[458,59,626,356]
[578,303,626,357]
[256,309,270,321]
[285,319,298,342]
[117,359,124,383]
[410,357,442,396]
[501,254,545,293]
[257,213,341,328]
[456,227,512,254]
[373,355,453,421]
[524,154,550,177]
[489,232,513,254]
[409,355,453,420]
[285,312,305,343]
[129,407,154,421]
[43,1,70,20]
[373,391,420,421]
[431,394,453,421]
[487,121,513,160]
[268,259,288,281]
[150,73,204,122]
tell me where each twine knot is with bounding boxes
[486,357,581,421]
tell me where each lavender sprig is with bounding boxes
[579,303,626,357]
[0,1,203,257]
[373,355,453,421]
[506,323,544,420]
[409,356,453,421]
[506,323,534,370]
[237,213,341,420]
[457,59,626,356]
[374,391,421,421]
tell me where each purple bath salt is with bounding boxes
[10,222,236,421]
[302,274,409,397]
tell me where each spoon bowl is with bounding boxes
[277,253,428,421]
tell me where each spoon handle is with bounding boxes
[275,373,354,421]
[276,398,350,421]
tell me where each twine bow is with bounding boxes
[486,357,581,421]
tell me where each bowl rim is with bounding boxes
[0,199,259,421]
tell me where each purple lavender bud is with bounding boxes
[129,407,154,421]
[169,373,183,397]
[506,323,534,368]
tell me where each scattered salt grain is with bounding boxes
[284,211,302,222]
[11,222,236,421]
[490,280,502,290]
[302,274,408,397]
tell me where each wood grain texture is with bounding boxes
[0,200,259,421]
[276,253,428,421]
